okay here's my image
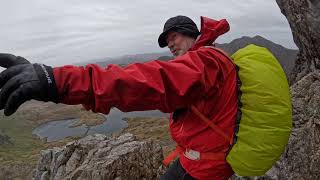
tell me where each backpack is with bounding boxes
[220,44,292,176]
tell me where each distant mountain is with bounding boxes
[216,35,298,76]
[84,52,171,67]
[80,35,297,76]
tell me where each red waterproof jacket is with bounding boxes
[53,16,237,180]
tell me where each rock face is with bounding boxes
[277,72,320,179]
[276,0,320,84]
[33,133,163,180]
[274,0,320,179]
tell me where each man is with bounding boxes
[0,15,238,179]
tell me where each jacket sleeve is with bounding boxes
[53,48,222,114]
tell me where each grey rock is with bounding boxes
[276,0,320,84]
[33,133,163,180]
[274,1,320,178]
[276,72,320,179]
[65,148,83,174]
[40,171,50,180]
[38,150,52,171]
[54,165,66,180]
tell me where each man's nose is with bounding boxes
[168,41,174,49]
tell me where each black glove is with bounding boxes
[0,54,59,116]
[0,53,30,67]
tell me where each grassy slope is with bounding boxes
[0,109,43,163]
[119,116,175,156]
[0,101,105,179]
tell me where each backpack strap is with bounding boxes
[162,144,227,167]
[163,105,232,167]
[190,105,233,144]
[204,46,242,145]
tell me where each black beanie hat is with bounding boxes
[158,15,200,48]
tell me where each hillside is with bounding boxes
[216,35,298,76]
[79,35,297,76]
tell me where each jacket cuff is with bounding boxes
[33,63,59,103]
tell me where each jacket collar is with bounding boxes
[189,16,230,51]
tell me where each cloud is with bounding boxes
[0,0,296,66]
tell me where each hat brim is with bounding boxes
[158,26,200,48]
[158,26,177,48]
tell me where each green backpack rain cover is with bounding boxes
[226,44,292,176]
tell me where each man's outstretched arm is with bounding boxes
[0,48,221,115]
[54,49,221,114]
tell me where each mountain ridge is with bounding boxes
[216,35,298,76]
[80,35,297,76]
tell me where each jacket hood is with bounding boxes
[190,16,230,51]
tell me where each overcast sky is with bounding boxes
[0,0,296,66]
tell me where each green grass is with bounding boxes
[120,116,175,156]
[0,112,44,163]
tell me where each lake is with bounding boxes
[32,108,168,142]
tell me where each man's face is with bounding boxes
[166,31,196,57]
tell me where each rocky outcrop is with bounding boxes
[276,72,320,179]
[0,130,11,146]
[33,133,163,180]
[276,0,320,84]
[273,0,320,179]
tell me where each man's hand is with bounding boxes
[0,53,30,67]
[0,54,58,116]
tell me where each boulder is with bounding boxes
[33,133,163,180]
